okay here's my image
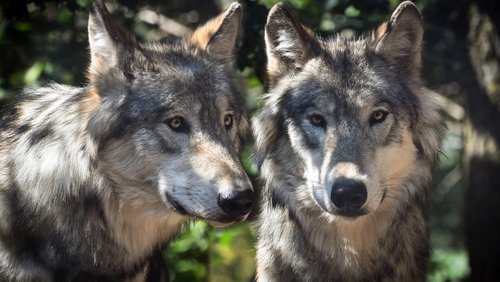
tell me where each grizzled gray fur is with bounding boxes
[0,1,253,281]
[253,1,445,281]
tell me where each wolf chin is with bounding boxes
[253,1,445,281]
[0,1,254,281]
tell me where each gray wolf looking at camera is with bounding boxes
[0,1,253,281]
[253,1,444,281]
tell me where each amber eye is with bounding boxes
[224,114,233,128]
[309,114,325,127]
[169,117,182,129]
[370,110,388,125]
[167,116,187,133]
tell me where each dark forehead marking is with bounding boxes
[284,74,361,118]
[311,37,421,111]
[140,43,224,83]
[283,84,318,111]
[128,43,244,135]
[128,48,237,108]
[322,38,368,78]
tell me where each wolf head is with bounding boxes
[86,1,253,224]
[254,2,443,219]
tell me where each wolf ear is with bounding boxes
[265,3,321,82]
[190,2,242,62]
[372,1,423,75]
[87,0,137,83]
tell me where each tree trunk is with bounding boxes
[423,0,500,279]
[464,2,500,281]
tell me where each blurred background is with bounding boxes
[1,0,499,281]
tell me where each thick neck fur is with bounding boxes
[104,180,187,266]
[257,145,432,280]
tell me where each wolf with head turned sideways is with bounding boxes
[253,1,445,281]
[0,1,254,281]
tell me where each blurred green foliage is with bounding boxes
[428,249,470,282]
[166,222,256,282]
[0,0,471,281]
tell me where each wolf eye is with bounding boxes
[167,116,186,132]
[309,114,325,127]
[370,110,388,125]
[169,117,182,129]
[224,114,233,129]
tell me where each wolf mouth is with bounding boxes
[166,195,188,215]
[333,209,368,218]
[165,193,243,224]
[380,188,387,204]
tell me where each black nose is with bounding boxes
[217,189,254,217]
[331,179,367,213]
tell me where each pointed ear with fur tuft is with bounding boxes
[87,0,137,84]
[372,1,424,76]
[86,1,137,140]
[190,2,242,62]
[265,2,321,82]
